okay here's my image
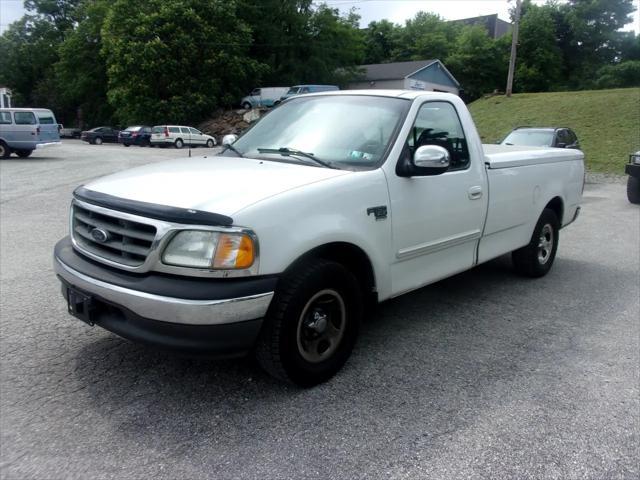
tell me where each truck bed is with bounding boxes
[483,144,583,169]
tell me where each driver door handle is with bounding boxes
[468,186,483,200]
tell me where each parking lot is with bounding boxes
[1,141,638,479]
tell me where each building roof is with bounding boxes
[448,14,511,38]
[357,60,437,81]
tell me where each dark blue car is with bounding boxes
[118,125,152,147]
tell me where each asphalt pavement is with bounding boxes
[1,141,638,479]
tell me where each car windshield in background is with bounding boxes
[231,95,410,170]
[502,130,554,147]
[125,126,142,131]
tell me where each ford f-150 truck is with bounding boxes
[54,91,584,386]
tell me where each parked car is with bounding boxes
[119,125,152,147]
[54,91,584,386]
[500,127,580,149]
[0,107,61,158]
[276,84,340,104]
[626,151,640,204]
[149,125,216,149]
[81,127,120,145]
[240,87,289,109]
[59,126,81,139]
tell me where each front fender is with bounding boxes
[233,169,394,300]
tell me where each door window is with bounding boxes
[251,89,260,96]
[14,112,37,125]
[406,101,470,171]
[180,127,190,134]
[0,112,12,124]
[168,127,180,133]
[189,128,201,135]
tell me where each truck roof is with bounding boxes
[290,89,459,101]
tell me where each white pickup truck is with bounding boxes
[54,91,584,386]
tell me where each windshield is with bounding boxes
[231,95,410,170]
[125,126,142,132]
[502,130,554,147]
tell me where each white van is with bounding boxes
[0,108,61,158]
[240,87,289,109]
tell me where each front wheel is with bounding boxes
[174,138,184,149]
[15,149,33,158]
[206,139,215,148]
[512,208,560,277]
[256,259,362,386]
[123,143,130,147]
[627,176,640,204]
[242,102,252,110]
[0,142,10,158]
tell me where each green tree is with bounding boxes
[446,26,509,101]
[515,4,564,92]
[54,0,112,127]
[393,12,458,62]
[101,0,265,125]
[595,60,640,88]
[363,20,400,64]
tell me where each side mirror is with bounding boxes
[222,134,238,146]
[556,142,567,148]
[413,145,450,172]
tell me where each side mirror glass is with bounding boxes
[222,134,238,146]
[413,145,450,172]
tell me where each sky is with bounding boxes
[1,0,639,34]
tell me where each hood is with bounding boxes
[83,155,350,217]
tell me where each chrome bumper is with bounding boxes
[54,256,274,326]
[36,141,62,149]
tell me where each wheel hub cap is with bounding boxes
[537,224,553,264]
[296,289,346,363]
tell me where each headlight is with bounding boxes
[162,230,255,270]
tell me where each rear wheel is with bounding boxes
[627,176,640,204]
[512,208,560,277]
[94,137,103,145]
[16,149,33,158]
[174,138,184,149]
[0,142,9,159]
[256,259,362,387]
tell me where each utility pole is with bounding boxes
[506,0,522,97]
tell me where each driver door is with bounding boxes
[385,100,488,296]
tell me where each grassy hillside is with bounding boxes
[468,88,640,174]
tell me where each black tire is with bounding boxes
[206,139,214,148]
[627,176,640,204]
[16,149,33,158]
[0,142,10,159]
[94,137,103,145]
[123,143,130,147]
[174,138,184,149]
[256,259,362,387]
[242,102,252,110]
[512,208,560,278]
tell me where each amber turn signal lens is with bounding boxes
[213,233,255,269]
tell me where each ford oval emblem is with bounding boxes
[90,228,110,243]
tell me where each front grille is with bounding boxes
[71,203,157,267]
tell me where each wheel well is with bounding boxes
[287,242,377,303]
[545,197,564,224]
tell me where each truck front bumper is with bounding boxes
[53,237,276,356]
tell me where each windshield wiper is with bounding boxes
[257,147,336,169]
[222,143,244,157]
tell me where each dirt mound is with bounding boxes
[198,108,264,140]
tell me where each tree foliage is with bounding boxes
[0,0,638,126]
[101,0,265,125]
